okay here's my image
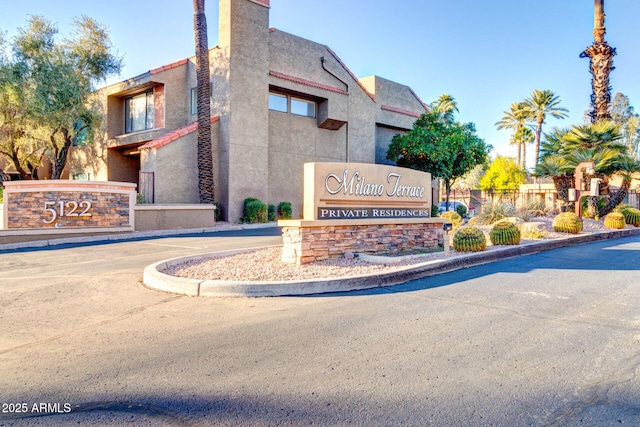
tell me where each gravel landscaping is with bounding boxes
[164,218,631,282]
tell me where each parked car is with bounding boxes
[437,201,466,215]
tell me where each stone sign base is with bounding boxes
[278,218,447,265]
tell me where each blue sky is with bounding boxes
[2,0,639,168]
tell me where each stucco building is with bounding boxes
[69,0,431,222]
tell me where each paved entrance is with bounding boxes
[1,231,639,425]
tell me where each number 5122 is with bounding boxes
[43,200,93,224]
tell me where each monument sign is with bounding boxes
[303,162,432,220]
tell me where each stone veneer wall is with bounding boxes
[2,180,136,231]
[281,221,444,265]
[7,191,130,229]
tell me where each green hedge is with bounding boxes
[242,197,267,223]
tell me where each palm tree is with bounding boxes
[495,102,530,167]
[534,154,575,209]
[562,121,625,152]
[580,0,616,123]
[523,90,569,170]
[598,156,640,216]
[193,0,215,204]
[430,94,458,123]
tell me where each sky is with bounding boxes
[1,0,639,169]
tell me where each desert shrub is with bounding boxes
[453,226,487,252]
[520,222,547,239]
[489,221,521,245]
[214,202,222,222]
[456,204,467,218]
[440,211,462,229]
[268,204,277,222]
[620,207,640,226]
[242,197,267,223]
[467,216,480,226]
[431,204,439,218]
[518,201,552,221]
[604,212,625,229]
[552,212,583,234]
[474,202,517,225]
[278,201,292,219]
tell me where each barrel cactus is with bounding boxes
[621,207,640,227]
[604,212,625,229]
[452,226,486,252]
[490,221,521,245]
[552,212,583,234]
[440,210,462,228]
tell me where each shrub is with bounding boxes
[552,212,583,234]
[518,201,552,221]
[242,197,267,223]
[474,202,517,225]
[620,207,640,227]
[453,226,487,252]
[214,202,222,222]
[440,211,462,228]
[490,221,521,245]
[604,212,625,229]
[520,222,547,240]
[268,204,276,222]
[466,216,480,226]
[278,201,292,219]
[0,187,3,204]
[431,204,439,218]
[456,204,467,218]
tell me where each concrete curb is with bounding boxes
[142,227,640,298]
[0,222,278,252]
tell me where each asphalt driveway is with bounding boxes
[1,230,639,426]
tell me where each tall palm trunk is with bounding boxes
[598,177,630,217]
[580,0,616,123]
[193,0,215,203]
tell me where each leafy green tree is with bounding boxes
[480,156,526,191]
[387,110,491,207]
[0,15,122,179]
[522,89,569,169]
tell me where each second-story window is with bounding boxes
[125,91,154,133]
[268,92,316,118]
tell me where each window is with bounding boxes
[268,93,288,113]
[268,92,316,118]
[125,91,154,133]
[291,98,316,118]
[191,87,197,115]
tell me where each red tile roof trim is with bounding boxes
[140,116,220,150]
[150,58,188,75]
[409,88,430,112]
[269,71,348,95]
[381,105,422,118]
[248,0,270,7]
[325,47,376,102]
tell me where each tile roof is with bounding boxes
[269,71,349,95]
[140,116,220,150]
[381,105,422,118]
[150,58,189,75]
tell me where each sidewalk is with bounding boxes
[0,222,278,252]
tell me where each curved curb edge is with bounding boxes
[143,228,640,297]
